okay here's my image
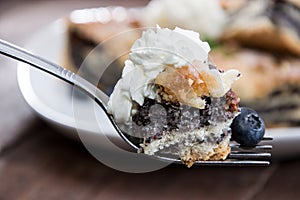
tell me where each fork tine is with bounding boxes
[262,136,273,140]
[231,145,272,151]
[225,134,273,165]
[193,160,270,166]
[154,155,270,166]
[228,152,271,160]
[186,135,274,166]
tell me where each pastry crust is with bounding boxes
[181,136,231,168]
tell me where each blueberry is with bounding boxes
[231,107,265,147]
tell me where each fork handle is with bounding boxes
[0,38,109,106]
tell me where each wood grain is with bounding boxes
[0,121,280,200]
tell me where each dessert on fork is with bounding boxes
[107,27,242,167]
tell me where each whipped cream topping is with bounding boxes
[141,0,228,39]
[107,27,240,125]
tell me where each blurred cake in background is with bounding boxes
[64,7,142,94]
[213,0,300,127]
[221,0,300,56]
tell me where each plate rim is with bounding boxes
[16,19,102,134]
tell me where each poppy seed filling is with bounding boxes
[129,88,239,154]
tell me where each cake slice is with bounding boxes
[221,0,300,57]
[213,0,300,127]
[107,27,241,167]
[63,7,142,94]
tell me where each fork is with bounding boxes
[0,39,272,166]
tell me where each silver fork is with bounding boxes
[0,39,273,166]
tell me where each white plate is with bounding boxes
[17,19,300,159]
[17,19,130,149]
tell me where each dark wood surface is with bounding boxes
[1,1,300,199]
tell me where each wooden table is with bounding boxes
[1,1,300,199]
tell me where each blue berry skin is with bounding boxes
[231,107,265,147]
